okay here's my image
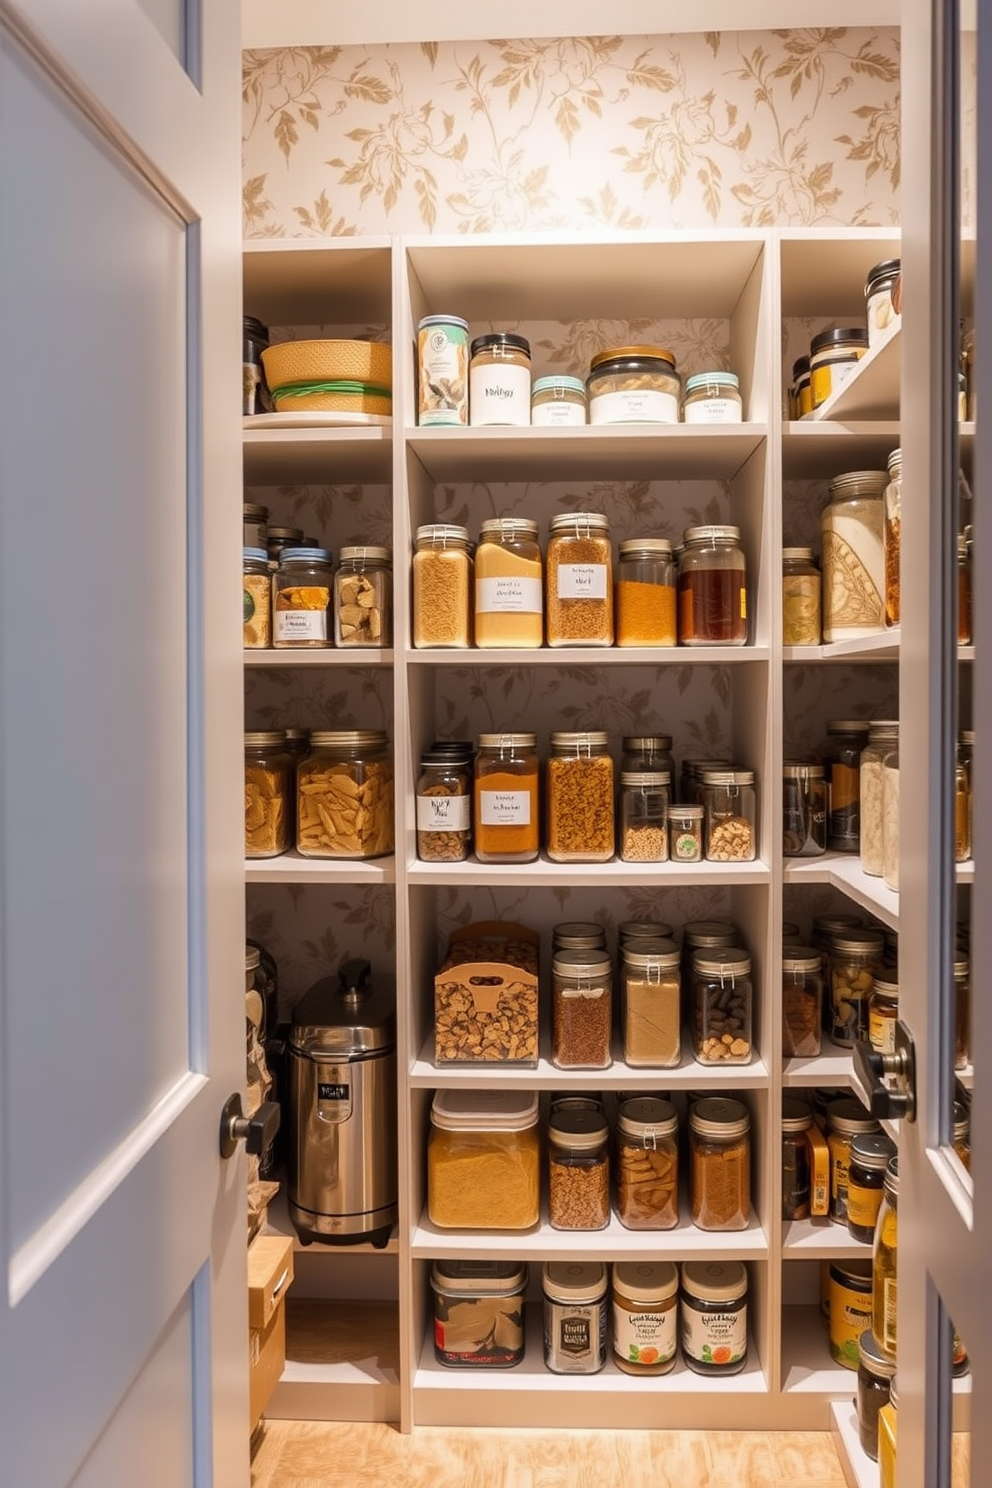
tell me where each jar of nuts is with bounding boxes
[547,1109,610,1231]
[296,730,394,859]
[551,948,613,1070]
[333,545,391,647]
[546,731,615,863]
[416,747,472,862]
[701,768,757,861]
[615,1096,679,1230]
[691,947,753,1064]
[828,930,884,1047]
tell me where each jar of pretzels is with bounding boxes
[615,1096,679,1230]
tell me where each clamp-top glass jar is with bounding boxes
[782,762,827,857]
[469,333,531,427]
[621,938,681,1067]
[474,518,543,649]
[546,512,613,646]
[547,1109,610,1231]
[619,770,671,862]
[296,730,394,859]
[682,371,743,424]
[701,768,757,861]
[546,731,614,863]
[531,374,587,426]
[587,345,680,425]
[828,929,885,1047]
[691,947,753,1064]
[413,524,472,648]
[273,546,334,648]
[244,731,293,858]
[678,526,747,645]
[473,733,539,863]
[551,947,613,1070]
[782,547,821,645]
[615,1096,679,1230]
[822,471,888,641]
[416,747,473,862]
[615,538,677,646]
[689,1097,751,1231]
[334,546,392,647]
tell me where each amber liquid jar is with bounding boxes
[678,525,747,645]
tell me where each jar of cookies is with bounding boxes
[615,1097,679,1230]
[701,769,757,861]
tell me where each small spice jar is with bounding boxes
[412,524,472,649]
[542,1262,608,1374]
[587,345,680,425]
[829,1259,874,1369]
[668,803,704,862]
[701,768,757,861]
[621,939,681,1068]
[782,761,827,857]
[782,1097,813,1220]
[619,770,670,863]
[417,314,469,426]
[427,1090,540,1230]
[547,1109,610,1231]
[296,730,394,859]
[691,947,753,1064]
[791,356,812,418]
[244,731,292,858]
[678,525,748,646]
[810,326,869,409]
[546,731,615,863]
[822,471,888,641]
[546,511,613,646]
[860,720,899,876]
[872,1157,899,1360]
[243,547,273,648]
[469,333,531,427]
[826,1098,880,1224]
[430,1260,527,1368]
[266,525,304,563]
[689,1097,751,1231]
[864,258,902,350]
[682,370,743,423]
[531,374,587,426]
[243,502,269,549]
[954,955,970,1070]
[333,546,391,647]
[612,1262,679,1376]
[847,1132,897,1244]
[828,930,884,1047]
[416,747,472,862]
[782,547,821,646]
[858,1329,897,1461]
[782,947,822,1058]
[822,719,870,852]
[881,748,900,891]
[272,546,334,648]
[615,1096,679,1229]
[473,732,539,864]
[680,1261,748,1375]
[474,517,543,649]
[551,947,613,1070]
[868,974,899,1053]
[615,538,677,646]
[883,449,901,627]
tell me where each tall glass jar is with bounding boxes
[782,1098,813,1220]
[782,546,821,646]
[615,1096,679,1229]
[959,532,972,642]
[782,761,827,856]
[622,734,674,775]
[860,721,899,876]
[546,731,615,863]
[701,768,757,861]
[821,471,888,641]
[954,955,970,1070]
[848,1133,897,1244]
[882,749,900,891]
[822,719,870,852]
[296,730,394,859]
[413,524,472,648]
[244,731,292,858]
[872,1157,899,1361]
[473,732,538,863]
[272,546,334,648]
[691,948,753,1064]
[333,545,392,648]
[474,517,543,648]
[416,747,472,862]
[782,948,822,1058]
[546,512,613,646]
[615,538,677,647]
[619,770,670,862]
[678,525,747,646]
[243,547,273,649]
[883,449,901,627]
[551,948,613,1070]
[689,1097,751,1231]
[621,938,681,1067]
[955,760,971,862]
[828,930,885,1047]
[827,1099,880,1224]
[547,1109,610,1231]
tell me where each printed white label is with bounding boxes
[480,789,531,826]
[830,361,858,392]
[869,1009,897,1053]
[589,388,679,425]
[557,563,608,600]
[531,400,586,427]
[469,364,531,426]
[543,1300,607,1373]
[274,610,327,642]
[612,1302,677,1367]
[417,794,471,831]
[684,398,743,425]
[476,576,543,614]
[681,1303,747,1368]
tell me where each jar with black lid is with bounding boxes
[821,719,870,852]
[469,333,531,427]
[243,315,270,415]
[791,355,812,418]
[847,1132,897,1243]
[810,325,869,409]
[547,1109,610,1231]
[783,761,827,856]
[782,1097,813,1220]
[680,1261,748,1375]
[858,1329,896,1461]
[266,525,304,563]
[864,258,902,350]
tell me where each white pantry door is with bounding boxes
[0,4,246,1487]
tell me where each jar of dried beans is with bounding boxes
[822,471,888,642]
[546,731,615,863]
[551,947,613,1070]
[621,937,681,1067]
[273,546,334,648]
[701,768,757,861]
[474,517,543,648]
[473,733,538,863]
[689,1097,751,1231]
[296,730,394,859]
[413,524,472,648]
[619,770,670,862]
[547,1109,610,1231]
[333,545,391,647]
[782,947,822,1058]
[883,449,901,627]
[615,538,677,646]
[244,731,292,857]
[860,720,899,876]
[678,525,747,646]
[782,547,821,646]
[416,747,472,862]
[546,511,613,646]
[691,947,753,1064]
[615,1096,679,1229]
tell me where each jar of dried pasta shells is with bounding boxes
[546,731,615,862]
[615,1096,679,1230]
[296,730,394,859]
[273,546,334,648]
[244,732,292,858]
[546,512,613,646]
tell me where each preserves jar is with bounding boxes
[810,325,869,409]
[882,748,899,891]
[615,538,677,647]
[689,1096,750,1231]
[551,948,613,1070]
[546,731,614,863]
[691,947,752,1064]
[954,955,970,1070]
[678,525,747,645]
[244,502,269,549]
[619,770,670,863]
[542,1262,607,1374]
[868,974,898,1053]
[680,1261,748,1375]
[668,803,704,861]
[847,1132,897,1244]
[829,1259,874,1369]
[782,1097,813,1220]
[828,930,884,1047]
[244,731,292,858]
[883,449,901,627]
[782,761,827,856]
[702,768,757,861]
[412,524,472,649]
[531,374,586,426]
[682,370,743,423]
[827,1098,880,1224]
[430,1260,527,1368]
[782,947,822,1058]
[266,524,304,563]
[622,734,674,775]
[546,511,613,646]
[587,345,680,425]
[273,546,334,648]
[822,719,870,852]
[243,547,272,648]
[427,1090,540,1230]
[612,1262,679,1375]
[792,355,812,418]
[473,732,538,863]
[821,471,887,641]
[333,546,391,647]
[547,1109,610,1231]
[621,939,681,1067]
[782,547,821,646]
[469,333,531,427]
[243,315,270,415]
[417,314,469,426]
[872,1157,899,1360]
[416,747,472,862]
[474,518,543,649]
[860,720,899,875]
[615,1096,679,1229]
[864,258,902,350]
[296,730,394,859]
[858,1329,896,1462]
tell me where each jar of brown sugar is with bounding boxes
[621,937,681,1067]
[551,947,613,1070]
[615,538,677,647]
[473,733,539,863]
[546,512,613,646]
[413,524,472,648]
[615,1096,679,1230]
[546,731,615,863]
[689,1096,751,1231]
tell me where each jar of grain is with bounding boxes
[619,771,670,862]
[542,1262,608,1374]
[417,314,469,426]
[881,748,899,891]
[782,547,821,646]
[547,1109,610,1231]
[587,346,680,425]
[333,546,392,648]
[551,947,613,1070]
[826,1098,880,1224]
[469,333,531,427]
[416,747,472,862]
[860,721,899,876]
[615,538,677,646]
[954,955,970,1070]
[413,524,472,648]
[691,947,753,1064]
[828,930,884,1047]
[668,803,704,862]
[612,1262,679,1376]
[782,761,827,857]
[810,326,869,409]
[822,471,888,641]
[680,1261,748,1375]
[474,732,539,863]
[474,517,543,649]
[296,730,394,859]
[531,374,586,426]
[621,938,681,1067]
[272,546,334,648]
[615,1096,679,1229]
[868,974,899,1053]
[428,1090,540,1230]
[546,511,613,646]
[883,450,901,627]
[682,371,743,423]
[546,731,614,863]
[678,525,747,645]
[782,1097,813,1220]
[244,731,292,857]
[243,547,273,648]
[701,768,757,861]
[689,1098,751,1231]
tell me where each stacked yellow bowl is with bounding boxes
[260,338,392,416]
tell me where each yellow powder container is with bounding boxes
[413,524,472,648]
[474,517,543,648]
[427,1089,540,1230]
[616,538,677,646]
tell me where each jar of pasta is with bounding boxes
[682,371,743,423]
[612,1262,679,1376]
[689,1098,751,1231]
[782,547,821,646]
[469,333,531,427]
[691,947,753,1064]
[244,732,292,857]
[822,472,888,641]
[621,938,681,1067]
[531,374,586,426]
[546,512,613,646]
[587,345,680,425]
[416,747,472,862]
[701,768,757,861]
[551,948,613,1070]
[615,1096,679,1229]
[546,731,614,862]
[547,1109,610,1231]
[413,524,472,648]
[273,546,334,648]
[615,538,677,646]
[474,518,543,648]
[619,770,670,862]
[428,1090,540,1230]
[827,1098,880,1224]
[828,930,884,1047]
[296,731,394,859]
[333,546,392,647]
[678,525,747,645]
[473,733,538,863]
[243,548,273,648]
[860,721,899,876]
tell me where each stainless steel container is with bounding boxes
[287,957,397,1247]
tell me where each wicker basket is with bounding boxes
[261,338,391,392]
[270,387,392,416]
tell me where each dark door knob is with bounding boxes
[219,1093,281,1159]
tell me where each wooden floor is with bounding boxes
[250,1420,850,1488]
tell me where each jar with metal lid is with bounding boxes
[873,1157,899,1360]
[243,547,273,648]
[858,1329,897,1461]
[612,1262,679,1375]
[621,939,681,1067]
[244,501,269,549]
[417,314,469,426]
[296,730,393,858]
[282,728,311,765]
[848,1132,897,1244]
[620,770,670,863]
[955,760,971,862]
[883,449,901,627]
[959,532,972,642]
[829,1259,874,1369]
[473,732,538,863]
[678,525,747,645]
[959,729,974,858]
[552,920,607,952]
[531,374,587,426]
[689,1097,750,1231]
[954,955,970,1070]
[474,517,543,649]
[810,325,869,408]
[681,756,731,803]
[878,1377,899,1488]
[782,547,821,645]
[669,803,704,861]
[245,731,292,858]
[266,525,304,563]
[822,471,887,641]
[243,315,270,414]
[691,947,752,1064]
[430,1260,527,1368]
[680,1261,748,1375]
[615,538,677,646]
[792,355,812,419]
[546,731,614,862]
[615,1096,679,1229]
[542,1262,607,1374]
[782,947,822,1058]
[683,370,743,424]
[702,768,757,861]
[868,974,898,1053]
[469,332,531,427]
[273,546,334,648]
[860,721,899,875]
[586,345,680,425]
[812,912,863,983]
[413,524,472,648]
[827,1098,880,1223]
[547,1109,610,1231]
[546,511,613,646]
[618,919,674,949]
[551,948,613,1070]
[333,546,392,647]
[428,1089,540,1230]
[822,719,870,852]
[416,748,472,862]
[881,748,899,891]
[782,1097,813,1220]
[681,919,739,984]
[622,734,674,774]
[783,761,827,857]
[828,930,884,1047]
[864,258,902,350]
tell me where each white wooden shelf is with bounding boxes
[782,1220,871,1260]
[245,851,396,885]
[808,320,900,423]
[407,854,772,888]
[781,1306,856,1397]
[782,421,900,479]
[242,237,393,324]
[783,631,899,663]
[407,645,770,666]
[411,1207,768,1262]
[268,1299,401,1425]
[412,1033,769,1090]
[243,424,392,484]
[244,648,394,667]
[782,854,899,931]
[783,1051,855,1089]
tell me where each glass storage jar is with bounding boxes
[691,947,753,1064]
[782,761,827,856]
[882,748,899,891]
[272,546,334,648]
[682,370,743,423]
[668,803,704,861]
[531,374,587,426]
[678,525,747,645]
[822,719,870,852]
[681,919,739,984]
[473,732,538,863]
[689,1098,751,1231]
[959,531,972,642]
[243,547,273,648]
[827,1098,880,1224]
[860,721,899,876]
[243,501,269,549]
[810,325,869,408]
[619,770,670,863]
[551,948,613,1070]
[828,930,884,1047]
[872,1157,899,1360]
[243,315,270,414]
[954,955,970,1070]
[680,1261,748,1375]
[428,1089,540,1230]
[413,524,472,648]
[701,768,757,861]
[469,332,531,427]
[553,920,607,952]
[622,734,674,774]
[296,730,394,859]
[782,1097,813,1220]
[416,747,472,862]
[546,511,613,646]
[848,1132,897,1244]
[542,1262,608,1375]
[792,355,812,418]
[474,517,543,649]
[618,920,674,949]
[782,947,822,1058]
[244,731,292,858]
[955,760,971,862]
[883,449,901,627]
[953,1100,971,1169]
[417,314,469,426]
[615,538,677,646]
[548,1109,610,1231]
[858,1328,896,1462]
[621,938,681,1067]
[333,546,391,647]
[868,974,898,1053]
[587,345,680,425]
[864,258,902,350]
[782,546,821,645]
[430,1260,527,1368]
[266,524,304,563]
[821,471,887,641]
[615,1096,679,1230]
[612,1262,679,1376]
[546,731,615,863]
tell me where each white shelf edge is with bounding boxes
[263,1185,400,1256]
[783,1052,854,1088]
[412,1207,768,1261]
[412,1033,769,1089]
[244,648,394,666]
[782,854,899,931]
[406,645,770,666]
[808,320,900,423]
[407,854,772,888]
[782,1219,871,1259]
[245,852,396,885]
[782,1306,859,1397]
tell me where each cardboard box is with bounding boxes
[248,1233,294,1431]
[434,921,539,1066]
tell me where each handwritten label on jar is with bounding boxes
[417,795,471,831]
[476,577,543,613]
[556,564,608,599]
[274,610,327,642]
[589,388,679,424]
[480,790,531,825]
[469,365,530,426]
[612,1304,677,1368]
[684,398,742,425]
[532,400,585,427]
[681,1304,747,1368]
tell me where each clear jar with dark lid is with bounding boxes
[680,1261,748,1375]
[782,947,822,1058]
[334,546,392,648]
[828,930,884,1047]
[266,524,304,563]
[782,547,821,646]
[469,332,531,427]
[416,748,472,862]
[868,974,898,1053]
[689,1098,751,1231]
[612,1261,679,1375]
[848,1132,897,1243]
[864,257,902,350]
[615,538,677,646]
[546,731,614,862]
[872,1157,899,1359]
[822,472,887,641]
[782,1097,813,1220]
[245,731,292,858]
[473,732,538,863]
[810,325,869,408]
[678,525,747,646]
[822,719,870,852]
[702,767,757,861]
[622,734,674,774]
[273,546,334,648]
[297,730,393,858]
[858,1329,896,1461]
[691,947,752,1064]
[621,938,681,1067]
[827,1098,880,1224]
[243,547,273,649]
[546,512,613,646]
[954,955,970,1070]
[413,524,472,648]
[587,345,680,425]
[551,948,613,1070]
[474,517,543,649]
[243,315,270,414]
[860,720,899,875]
[552,920,607,952]
[547,1109,610,1231]
[883,449,901,627]
[620,770,670,862]
[783,761,827,857]
[244,501,269,549]
[615,1096,679,1229]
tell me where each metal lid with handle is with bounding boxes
[289,956,396,1056]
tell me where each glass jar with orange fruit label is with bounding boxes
[611,1262,678,1376]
